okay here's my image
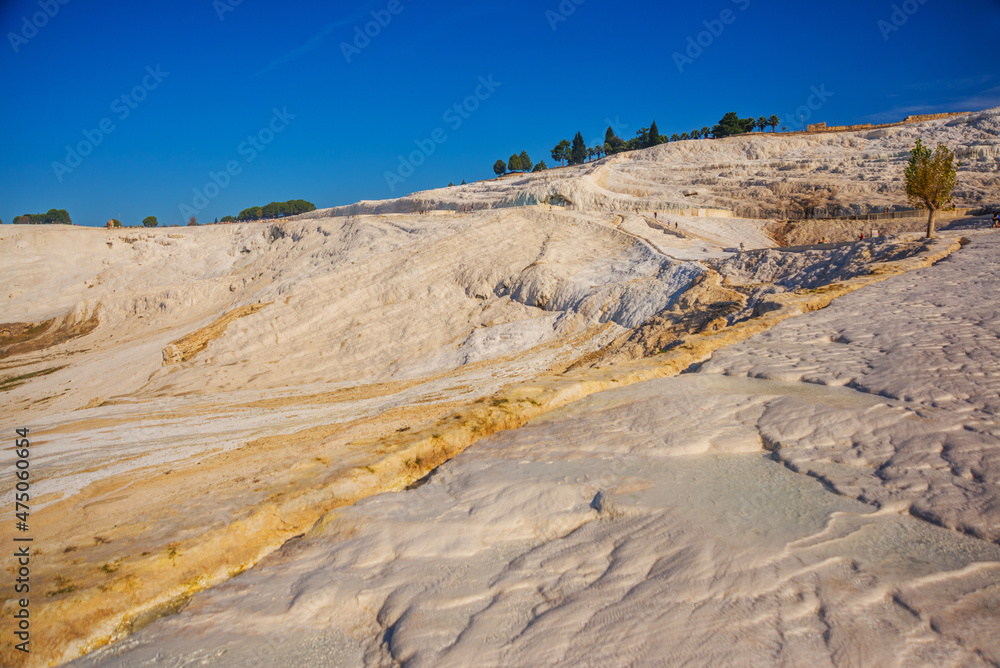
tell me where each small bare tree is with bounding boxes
[904,139,956,239]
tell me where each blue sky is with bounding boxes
[2,0,998,227]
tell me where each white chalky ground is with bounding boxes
[76,233,1000,666]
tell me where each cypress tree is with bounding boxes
[649,121,660,146]
[570,132,587,165]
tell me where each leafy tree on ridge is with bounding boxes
[904,138,956,239]
[519,150,533,173]
[551,140,571,166]
[711,112,745,138]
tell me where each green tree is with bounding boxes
[904,139,957,239]
[236,200,315,221]
[701,126,711,139]
[532,161,548,172]
[634,127,650,148]
[519,150,533,173]
[221,216,236,223]
[680,132,690,140]
[768,115,780,133]
[448,182,455,187]
[461,179,467,185]
[493,159,507,176]
[15,209,71,224]
[711,112,746,138]
[237,206,263,221]
[570,132,587,165]
[142,216,159,227]
[649,121,660,146]
[289,199,317,215]
[670,133,680,142]
[508,154,522,173]
[552,139,571,166]
[603,127,624,154]
[756,116,768,132]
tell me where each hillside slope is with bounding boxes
[1,108,997,667]
[317,108,1000,219]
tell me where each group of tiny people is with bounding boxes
[859,228,881,240]
[649,210,680,229]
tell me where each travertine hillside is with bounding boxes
[318,108,1000,219]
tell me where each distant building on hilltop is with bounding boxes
[806,111,969,135]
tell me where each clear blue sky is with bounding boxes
[2,0,998,227]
